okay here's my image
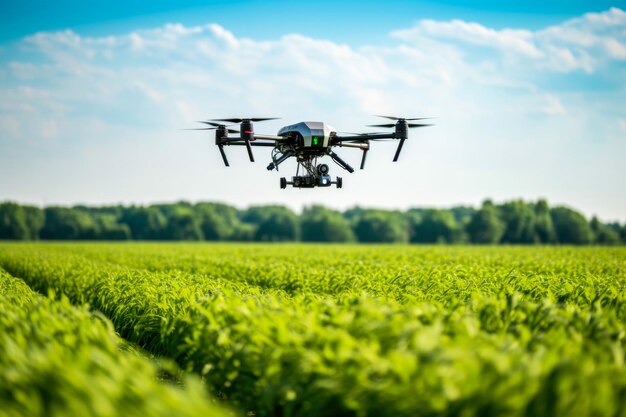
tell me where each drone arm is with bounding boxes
[223,140,276,147]
[334,141,370,169]
[254,134,286,141]
[333,133,408,162]
[327,150,354,173]
[336,142,368,150]
[332,133,395,144]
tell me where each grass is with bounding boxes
[0,242,624,416]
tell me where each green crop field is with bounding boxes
[1,243,625,417]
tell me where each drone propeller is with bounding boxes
[184,127,239,133]
[210,117,280,123]
[198,121,224,127]
[210,117,280,162]
[369,117,434,162]
[184,121,239,133]
[374,115,433,121]
[368,123,433,128]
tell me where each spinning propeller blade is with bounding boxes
[210,117,280,123]
[407,123,434,128]
[185,127,239,133]
[374,115,433,121]
[187,121,239,133]
[368,123,433,129]
[197,121,223,127]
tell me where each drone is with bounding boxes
[187,116,432,189]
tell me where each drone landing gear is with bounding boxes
[280,175,342,189]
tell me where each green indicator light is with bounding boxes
[313,137,319,145]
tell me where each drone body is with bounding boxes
[188,116,432,189]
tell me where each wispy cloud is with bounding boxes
[393,7,626,74]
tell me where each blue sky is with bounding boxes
[2,1,623,42]
[1,1,625,220]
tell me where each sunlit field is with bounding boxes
[1,243,625,416]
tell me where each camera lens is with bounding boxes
[317,164,329,175]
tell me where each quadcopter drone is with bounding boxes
[187,116,432,189]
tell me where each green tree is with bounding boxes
[22,205,44,240]
[195,204,229,241]
[163,206,203,241]
[242,205,299,242]
[40,207,99,240]
[301,205,355,242]
[0,202,29,240]
[343,206,367,223]
[590,216,620,245]
[194,203,252,241]
[550,206,593,245]
[533,199,556,243]
[120,207,167,240]
[353,210,408,243]
[152,201,194,218]
[466,200,505,244]
[449,206,476,226]
[93,213,131,240]
[409,209,461,243]
[499,200,537,244]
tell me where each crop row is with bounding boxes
[27,243,626,306]
[1,243,625,416]
[0,267,229,417]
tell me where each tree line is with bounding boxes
[0,199,624,244]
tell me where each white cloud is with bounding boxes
[129,33,144,51]
[393,7,626,73]
[584,7,626,26]
[541,94,567,116]
[603,37,626,59]
[40,119,59,140]
[396,19,542,58]
[208,24,240,48]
